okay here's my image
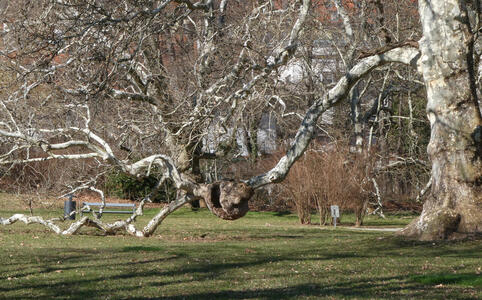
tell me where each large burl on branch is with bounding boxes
[201,181,254,220]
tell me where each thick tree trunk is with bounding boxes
[401,0,482,240]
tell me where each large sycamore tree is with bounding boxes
[400,0,481,240]
[0,0,480,241]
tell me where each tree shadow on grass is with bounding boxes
[137,279,478,299]
[0,248,368,297]
[1,234,481,299]
[272,211,292,217]
[369,235,482,259]
[2,270,478,300]
[121,246,165,252]
[1,255,479,299]
[0,248,185,282]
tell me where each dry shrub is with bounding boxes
[248,185,290,212]
[280,143,375,226]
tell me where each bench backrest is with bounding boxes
[82,202,135,208]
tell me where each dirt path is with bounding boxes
[256,223,404,232]
[336,226,403,232]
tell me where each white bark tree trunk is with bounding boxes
[401,0,482,240]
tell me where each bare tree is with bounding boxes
[0,0,480,241]
[0,0,316,236]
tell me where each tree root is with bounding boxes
[399,208,461,241]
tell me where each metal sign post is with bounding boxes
[330,205,340,228]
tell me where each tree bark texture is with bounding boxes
[401,0,482,240]
[202,181,253,220]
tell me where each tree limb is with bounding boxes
[248,46,421,188]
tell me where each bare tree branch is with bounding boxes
[248,46,421,188]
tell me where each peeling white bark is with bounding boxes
[416,176,432,203]
[0,214,103,235]
[369,178,385,218]
[401,0,482,240]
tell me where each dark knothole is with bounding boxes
[210,183,222,208]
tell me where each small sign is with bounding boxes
[330,205,340,227]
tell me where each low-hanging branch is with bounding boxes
[247,46,421,188]
[0,45,421,237]
[0,0,424,237]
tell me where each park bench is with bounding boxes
[80,202,135,217]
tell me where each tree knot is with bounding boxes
[203,181,254,220]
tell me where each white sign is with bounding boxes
[331,205,340,227]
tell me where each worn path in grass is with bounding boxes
[338,226,403,232]
[0,196,480,299]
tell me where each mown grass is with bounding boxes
[0,196,480,299]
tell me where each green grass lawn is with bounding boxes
[0,196,480,299]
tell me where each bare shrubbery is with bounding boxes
[272,143,376,226]
[0,150,94,194]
